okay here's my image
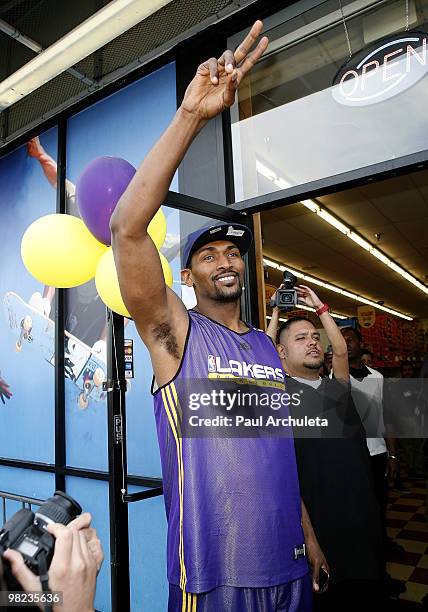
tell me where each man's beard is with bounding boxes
[303,358,324,370]
[212,279,243,303]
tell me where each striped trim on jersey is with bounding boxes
[181,591,197,612]
[161,382,187,590]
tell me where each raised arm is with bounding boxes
[266,284,284,343]
[296,285,349,382]
[110,109,204,386]
[27,136,58,188]
[110,21,268,386]
[266,307,280,343]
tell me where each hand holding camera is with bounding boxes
[4,517,101,612]
[294,285,324,311]
[0,492,103,612]
[269,271,324,312]
[269,271,298,311]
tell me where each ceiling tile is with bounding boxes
[395,221,428,247]
[262,203,305,222]
[356,224,416,258]
[262,218,311,246]
[369,188,427,222]
[394,254,428,277]
[286,212,340,239]
[410,169,428,205]
[318,188,368,208]
[359,174,415,200]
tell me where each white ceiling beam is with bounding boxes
[0,0,173,109]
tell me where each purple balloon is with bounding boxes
[76,156,136,245]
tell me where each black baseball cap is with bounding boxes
[182,223,253,268]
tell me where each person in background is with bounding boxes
[341,327,406,596]
[268,287,385,612]
[400,360,423,483]
[361,349,373,368]
[318,362,329,378]
[386,361,425,481]
[401,361,416,380]
[323,347,333,376]
[341,327,399,513]
[417,356,428,522]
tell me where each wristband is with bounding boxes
[316,303,329,316]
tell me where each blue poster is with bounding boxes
[0,128,57,463]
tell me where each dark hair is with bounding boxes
[401,360,415,370]
[341,326,362,342]
[361,348,373,358]
[278,316,313,342]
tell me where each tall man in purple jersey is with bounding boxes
[111,21,316,611]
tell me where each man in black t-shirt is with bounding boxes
[268,286,385,612]
[341,327,401,557]
[384,361,425,478]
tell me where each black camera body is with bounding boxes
[0,491,81,576]
[270,271,298,311]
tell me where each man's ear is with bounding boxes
[277,343,286,359]
[181,268,194,287]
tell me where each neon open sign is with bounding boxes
[333,31,427,106]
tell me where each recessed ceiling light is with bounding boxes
[263,257,413,321]
[256,161,428,296]
[299,201,428,296]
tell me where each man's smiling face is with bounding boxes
[181,240,245,303]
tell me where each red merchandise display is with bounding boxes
[360,315,427,368]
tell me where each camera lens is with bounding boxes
[280,292,294,304]
[35,491,82,526]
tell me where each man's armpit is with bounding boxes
[152,322,180,359]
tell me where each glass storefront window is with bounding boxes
[65,476,111,612]
[64,63,177,472]
[230,0,428,201]
[0,129,57,463]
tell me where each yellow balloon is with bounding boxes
[95,248,173,317]
[148,208,167,249]
[95,249,130,317]
[159,252,173,288]
[21,214,107,288]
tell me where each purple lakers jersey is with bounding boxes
[153,310,307,593]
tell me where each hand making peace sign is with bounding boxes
[181,20,269,120]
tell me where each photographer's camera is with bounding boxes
[270,271,298,311]
[0,491,82,606]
